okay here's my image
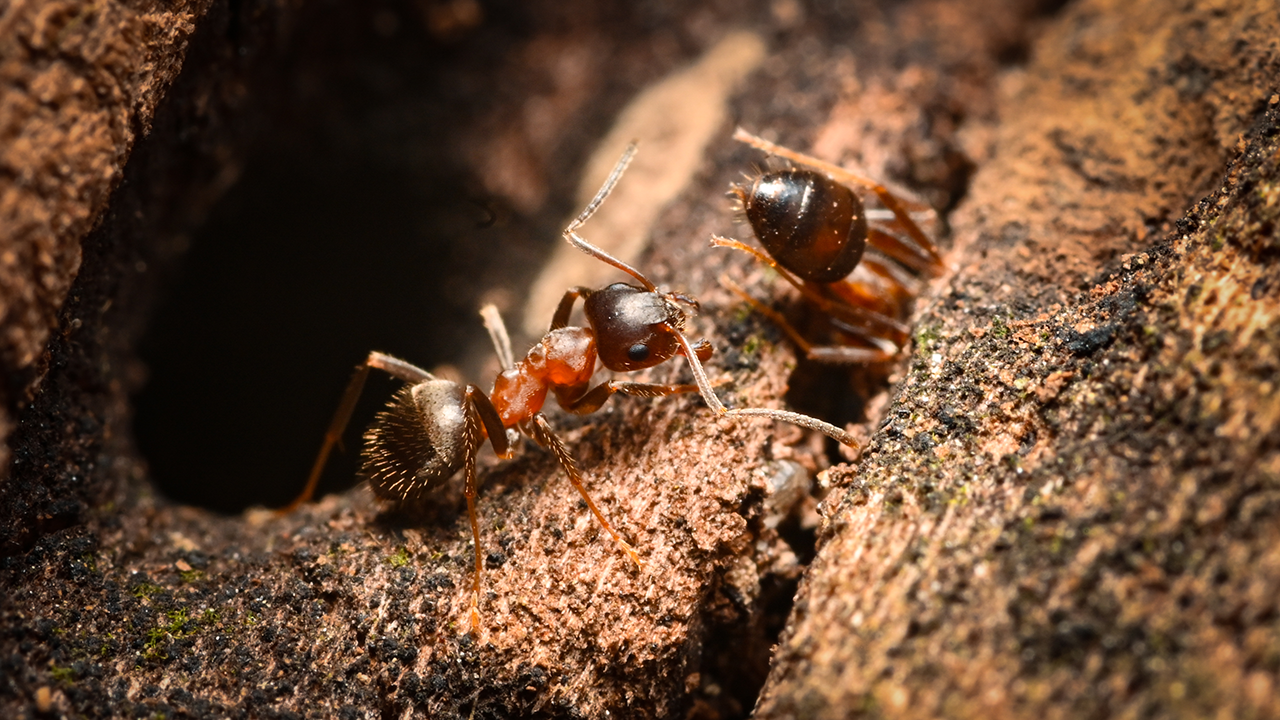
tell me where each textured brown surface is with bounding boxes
[0,0,211,469]
[1,0,1277,718]
[0,2,908,717]
[0,0,299,554]
[755,0,1280,716]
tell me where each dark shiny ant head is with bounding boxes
[734,168,868,284]
[584,282,688,371]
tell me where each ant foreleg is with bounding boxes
[525,413,643,568]
[280,351,435,513]
[557,380,701,416]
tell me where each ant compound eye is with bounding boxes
[627,344,650,363]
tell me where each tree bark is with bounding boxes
[755,0,1280,717]
[1,0,1277,719]
[0,0,213,532]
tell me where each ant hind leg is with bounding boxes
[459,386,512,631]
[280,351,436,513]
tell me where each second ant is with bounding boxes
[715,127,946,364]
[283,142,856,629]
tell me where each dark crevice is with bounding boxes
[132,0,611,513]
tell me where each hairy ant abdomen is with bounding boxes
[363,381,469,501]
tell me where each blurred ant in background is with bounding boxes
[282,143,856,628]
[715,127,945,364]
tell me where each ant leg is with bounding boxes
[719,274,895,364]
[280,351,435,513]
[557,380,701,416]
[526,413,643,568]
[688,339,714,363]
[718,274,817,354]
[550,287,592,331]
[455,390,490,630]
[458,386,511,630]
[671,330,860,447]
[824,260,919,321]
[368,351,440,384]
[460,407,484,631]
[712,236,909,342]
[858,257,920,303]
[865,228,941,276]
[733,128,944,273]
[468,385,511,460]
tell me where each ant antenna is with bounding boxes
[480,304,516,372]
[562,141,659,292]
[672,329,859,446]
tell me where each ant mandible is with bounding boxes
[713,127,946,363]
[282,142,856,628]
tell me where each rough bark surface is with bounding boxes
[755,0,1280,717]
[0,0,1277,719]
[0,0,211,472]
[0,0,301,554]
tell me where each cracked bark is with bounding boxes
[2,0,1278,719]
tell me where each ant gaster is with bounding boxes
[714,128,946,363]
[283,143,856,629]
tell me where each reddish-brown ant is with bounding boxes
[283,143,855,628]
[714,128,945,363]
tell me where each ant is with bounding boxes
[713,128,946,363]
[282,143,856,629]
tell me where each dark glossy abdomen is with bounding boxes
[745,169,868,283]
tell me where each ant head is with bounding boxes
[741,168,868,283]
[566,142,714,372]
[584,283,691,371]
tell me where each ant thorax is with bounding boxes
[490,327,596,426]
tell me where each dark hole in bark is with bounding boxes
[132,0,580,513]
[783,357,882,440]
